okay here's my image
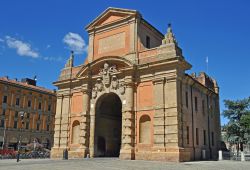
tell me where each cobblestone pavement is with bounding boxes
[0,158,249,170]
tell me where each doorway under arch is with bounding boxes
[94,92,122,157]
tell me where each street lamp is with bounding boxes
[17,111,25,162]
[1,118,8,159]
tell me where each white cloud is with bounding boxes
[63,32,87,54]
[0,38,4,42]
[46,44,51,49]
[5,36,39,58]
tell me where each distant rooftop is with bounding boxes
[0,76,55,95]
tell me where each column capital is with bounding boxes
[153,77,165,85]
[81,89,90,94]
[57,94,63,99]
[124,81,135,88]
[62,93,72,97]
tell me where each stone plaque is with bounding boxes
[98,32,125,54]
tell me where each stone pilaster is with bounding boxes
[89,105,95,157]
[51,94,63,158]
[52,94,63,149]
[120,81,135,160]
[164,78,179,148]
[153,78,165,150]
[87,34,94,63]
[129,21,136,53]
[79,88,90,156]
[59,93,71,149]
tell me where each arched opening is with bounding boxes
[139,115,151,144]
[95,93,122,157]
[72,121,80,144]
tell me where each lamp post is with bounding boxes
[1,118,8,159]
[17,111,25,162]
[33,138,36,151]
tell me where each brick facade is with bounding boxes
[51,7,221,161]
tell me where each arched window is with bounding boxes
[72,121,80,144]
[139,115,151,144]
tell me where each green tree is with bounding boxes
[223,97,250,154]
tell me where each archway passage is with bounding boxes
[95,93,122,157]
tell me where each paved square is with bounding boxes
[0,158,249,170]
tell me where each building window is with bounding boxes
[211,132,214,146]
[38,102,42,110]
[14,121,18,128]
[47,124,50,131]
[36,123,40,131]
[212,100,216,116]
[203,130,206,145]
[196,128,199,145]
[26,113,30,119]
[15,111,18,118]
[139,115,151,144]
[48,104,51,111]
[185,91,188,108]
[16,98,20,106]
[3,96,7,103]
[186,126,189,144]
[28,100,31,107]
[2,109,6,115]
[146,36,150,48]
[26,122,29,129]
[0,119,4,127]
[72,121,80,144]
[195,97,198,111]
[38,114,41,120]
[202,100,205,115]
[4,86,8,91]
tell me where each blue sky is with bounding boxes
[0,0,249,124]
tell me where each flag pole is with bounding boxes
[206,56,208,74]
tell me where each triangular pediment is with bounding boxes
[85,7,140,31]
[98,14,126,26]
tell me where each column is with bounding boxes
[87,34,94,62]
[79,89,90,156]
[59,93,71,149]
[120,82,135,160]
[164,78,179,148]
[153,78,166,150]
[52,95,63,149]
[89,104,95,157]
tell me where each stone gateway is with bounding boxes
[51,7,221,161]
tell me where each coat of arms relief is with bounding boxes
[92,62,125,99]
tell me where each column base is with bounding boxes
[68,149,87,159]
[134,147,193,162]
[51,147,89,159]
[50,147,65,159]
[119,148,135,160]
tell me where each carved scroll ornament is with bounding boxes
[91,62,126,98]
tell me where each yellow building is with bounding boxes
[0,77,56,150]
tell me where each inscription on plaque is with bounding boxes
[98,32,125,54]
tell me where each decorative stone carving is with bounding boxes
[119,81,125,95]
[111,75,118,90]
[162,23,178,45]
[91,62,126,98]
[92,88,97,99]
[65,51,74,68]
[96,78,103,92]
[99,62,117,87]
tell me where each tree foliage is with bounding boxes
[223,97,250,144]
